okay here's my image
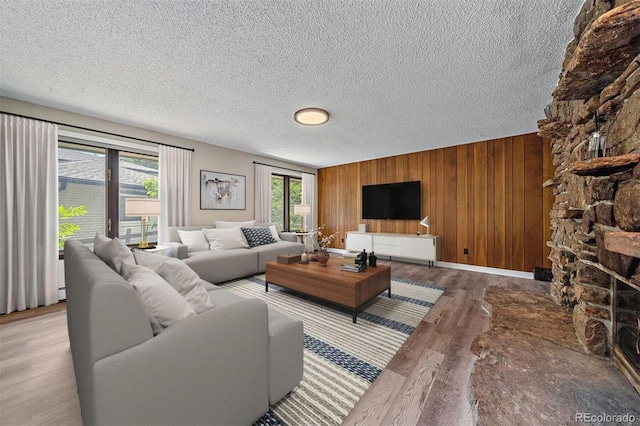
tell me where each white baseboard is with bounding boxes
[433,261,534,279]
[379,255,534,279]
[58,288,66,300]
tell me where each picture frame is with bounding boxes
[200,170,246,210]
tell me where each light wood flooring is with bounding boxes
[0,261,547,425]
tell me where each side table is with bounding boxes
[294,232,312,251]
[140,245,169,255]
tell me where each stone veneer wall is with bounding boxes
[538,0,640,356]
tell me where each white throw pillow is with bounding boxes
[202,227,249,250]
[94,234,134,274]
[207,237,226,251]
[214,220,255,229]
[156,258,214,314]
[176,230,210,253]
[268,224,281,241]
[120,263,196,335]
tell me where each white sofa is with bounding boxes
[166,223,305,284]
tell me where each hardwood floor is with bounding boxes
[344,260,548,426]
[0,305,81,426]
[0,261,547,425]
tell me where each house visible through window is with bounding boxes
[271,174,302,232]
[58,141,159,250]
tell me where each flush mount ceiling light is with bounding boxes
[294,108,329,126]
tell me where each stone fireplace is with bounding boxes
[538,0,639,394]
[615,279,640,387]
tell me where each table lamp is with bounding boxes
[294,204,311,232]
[125,198,161,248]
[420,216,431,235]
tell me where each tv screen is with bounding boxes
[362,181,421,220]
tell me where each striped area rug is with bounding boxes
[222,274,445,426]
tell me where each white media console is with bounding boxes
[345,232,442,267]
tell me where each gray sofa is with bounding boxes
[165,224,305,283]
[64,239,303,425]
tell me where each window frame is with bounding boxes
[58,136,159,254]
[271,173,302,232]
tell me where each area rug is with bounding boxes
[223,274,445,426]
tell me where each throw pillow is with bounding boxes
[202,227,249,250]
[94,234,135,274]
[133,250,168,270]
[214,220,255,229]
[253,223,281,241]
[268,224,281,241]
[120,263,196,335]
[156,258,214,314]
[176,230,209,253]
[241,227,278,247]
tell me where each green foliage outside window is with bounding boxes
[271,176,303,231]
[271,177,284,230]
[289,180,303,231]
[142,177,158,198]
[142,177,159,230]
[58,204,88,249]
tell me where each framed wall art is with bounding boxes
[200,170,246,210]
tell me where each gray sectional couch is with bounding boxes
[165,224,305,283]
[64,239,303,425]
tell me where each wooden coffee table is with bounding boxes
[265,257,391,323]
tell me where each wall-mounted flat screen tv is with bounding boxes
[362,181,421,220]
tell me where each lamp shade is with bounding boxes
[125,198,161,217]
[294,204,311,215]
[420,216,430,227]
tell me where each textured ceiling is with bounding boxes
[0,0,583,168]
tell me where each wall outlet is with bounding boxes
[463,248,469,255]
[341,238,345,243]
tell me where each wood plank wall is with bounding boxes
[318,133,553,272]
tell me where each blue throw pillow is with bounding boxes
[241,227,278,247]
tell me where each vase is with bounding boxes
[316,250,330,266]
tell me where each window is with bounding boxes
[118,153,159,245]
[58,143,106,249]
[271,174,302,232]
[58,141,158,250]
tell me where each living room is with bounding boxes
[2,1,640,425]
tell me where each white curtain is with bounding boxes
[255,164,273,223]
[0,114,59,314]
[158,145,191,243]
[302,173,317,231]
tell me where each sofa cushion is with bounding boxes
[120,263,196,335]
[176,230,210,253]
[207,288,248,308]
[215,220,255,229]
[184,249,258,284]
[202,227,248,250]
[94,234,134,274]
[241,227,278,247]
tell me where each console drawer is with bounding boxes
[372,243,399,256]
[374,236,399,246]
